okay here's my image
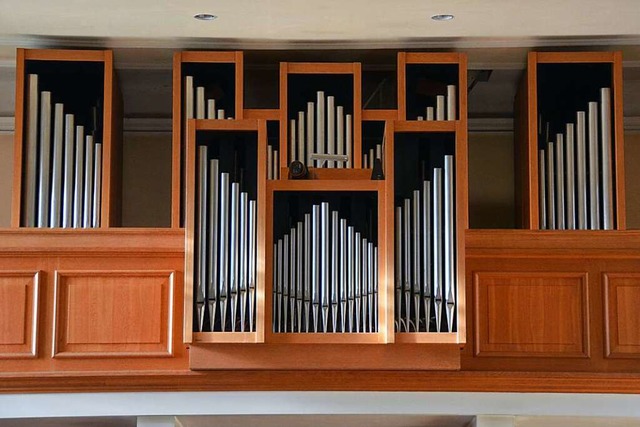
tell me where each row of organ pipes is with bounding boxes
[288,91,353,169]
[195,145,257,332]
[273,203,378,333]
[395,155,456,333]
[194,138,458,335]
[538,87,615,230]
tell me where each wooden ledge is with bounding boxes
[3,370,640,393]
[0,228,186,254]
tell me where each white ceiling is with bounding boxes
[0,0,639,47]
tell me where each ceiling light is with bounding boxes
[431,14,454,21]
[194,13,217,21]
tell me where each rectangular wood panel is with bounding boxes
[53,271,174,358]
[0,271,39,358]
[474,272,589,357]
[604,273,640,358]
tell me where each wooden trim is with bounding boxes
[268,179,383,192]
[377,176,391,343]
[102,50,123,227]
[397,52,407,120]
[0,228,185,254]
[535,51,616,63]
[256,120,267,343]
[23,49,106,62]
[244,109,280,120]
[362,110,397,121]
[194,118,259,131]
[11,48,25,227]
[279,62,288,174]
[395,332,458,344]
[267,333,384,345]
[403,52,464,64]
[285,63,357,74]
[527,52,539,229]
[290,168,372,180]
[353,62,363,169]
[183,118,196,343]
[180,51,238,63]
[612,51,626,229]
[171,52,183,228]
[235,51,244,120]
[466,229,640,253]
[193,332,259,343]
[383,121,395,342]
[8,371,640,393]
[393,120,456,133]
[456,60,468,343]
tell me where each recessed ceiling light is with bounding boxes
[431,14,454,21]
[194,13,217,21]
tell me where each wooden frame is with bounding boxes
[264,179,390,344]
[12,48,122,228]
[279,62,362,171]
[515,51,625,230]
[172,51,244,228]
[397,52,468,122]
[386,121,467,344]
[184,118,266,344]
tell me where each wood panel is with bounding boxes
[464,229,640,372]
[52,270,175,358]
[604,273,640,358]
[190,343,460,370]
[474,272,589,357]
[0,271,39,358]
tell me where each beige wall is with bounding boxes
[121,132,172,227]
[625,131,640,229]
[0,134,13,227]
[468,132,516,229]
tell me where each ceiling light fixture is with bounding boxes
[431,14,454,21]
[194,13,217,21]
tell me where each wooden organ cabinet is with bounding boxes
[1,47,640,393]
